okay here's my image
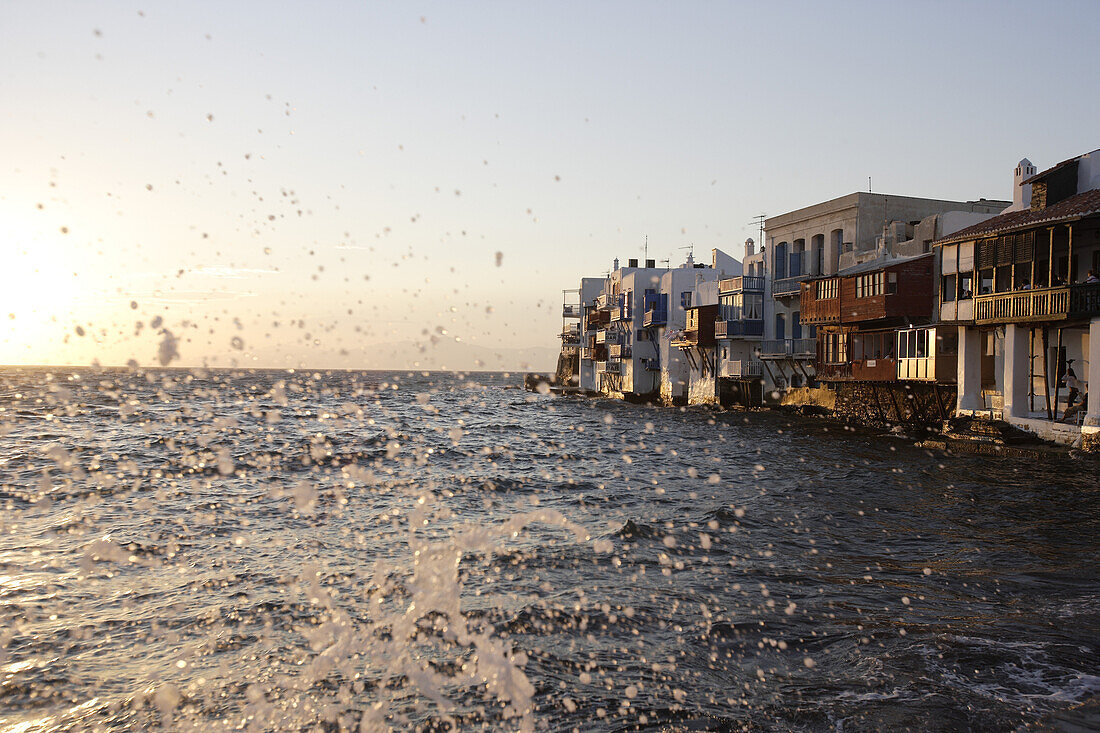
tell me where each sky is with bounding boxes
[1,0,1098,370]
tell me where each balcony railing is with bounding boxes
[715,319,764,338]
[596,293,620,311]
[595,330,618,345]
[642,307,668,327]
[609,344,631,359]
[562,304,581,318]
[718,275,765,293]
[772,275,808,297]
[560,325,580,344]
[597,360,621,374]
[973,283,1100,324]
[719,360,763,378]
[759,338,816,359]
[642,358,660,371]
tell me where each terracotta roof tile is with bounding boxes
[932,188,1100,246]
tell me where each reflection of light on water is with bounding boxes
[0,698,99,733]
[0,575,43,594]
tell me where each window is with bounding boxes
[681,291,691,309]
[774,242,788,279]
[886,272,898,295]
[743,293,763,319]
[979,269,994,294]
[637,329,649,341]
[959,272,973,299]
[825,332,847,364]
[855,272,884,298]
[815,278,838,300]
[942,274,957,302]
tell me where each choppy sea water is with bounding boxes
[0,367,1097,732]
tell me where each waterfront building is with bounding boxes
[763,193,1009,395]
[656,250,740,403]
[572,250,740,401]
[714,239,767,406]
[933,149,1100,440]
[671,279,721,404]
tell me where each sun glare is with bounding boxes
[0,218,82,364]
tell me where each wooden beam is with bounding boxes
[1067,225,1074,283]
[1053,327,1064,421]
[932,382,948,422]
[886,384,904,425]
[1048,228,1055,288]
[1042,326,1052,420]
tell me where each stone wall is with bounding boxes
[831,381,956,429]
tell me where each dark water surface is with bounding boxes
[0,367,1097,732]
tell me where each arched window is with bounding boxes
[792,239,805,277]
[774,242,788,279]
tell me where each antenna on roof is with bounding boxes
[748,214,765,247]
[869,176,872,192]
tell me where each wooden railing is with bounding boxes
[720,360,763,378]
[718,276,765,293]
[973,286,1069,323]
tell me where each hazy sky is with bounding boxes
[2,1,1098,369]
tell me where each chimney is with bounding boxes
[613,257,620,271]
[1013,158,1036,211]
[745,237,755,259]
[645,258,655,268]
[628,258,638,267]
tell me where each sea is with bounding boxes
[0,367,1097,732]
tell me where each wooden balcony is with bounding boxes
[595,330,618,345]
[718,276,765,294]
[719,360,763,378]
[973,283,1099,324]
[609,343,631,358]
[800,294,840,325]
[715,319,764,338]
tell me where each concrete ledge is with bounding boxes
[1000,414,1099,449]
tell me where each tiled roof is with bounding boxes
[932,188,1100,246]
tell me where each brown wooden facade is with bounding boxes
[799,255,935,383]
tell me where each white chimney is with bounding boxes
[745,237,755,259]
[1012,158,1036,211]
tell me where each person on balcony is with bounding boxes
[1086,269,1099,284]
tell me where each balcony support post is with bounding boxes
[1042,327,1053,420]
[1003,324,1030,418]
[1048,227,1055,288]
[1053,327,1064,421]
[957,325,983,412]
[1087,318,1100,427]
[1067,225,1074,283]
